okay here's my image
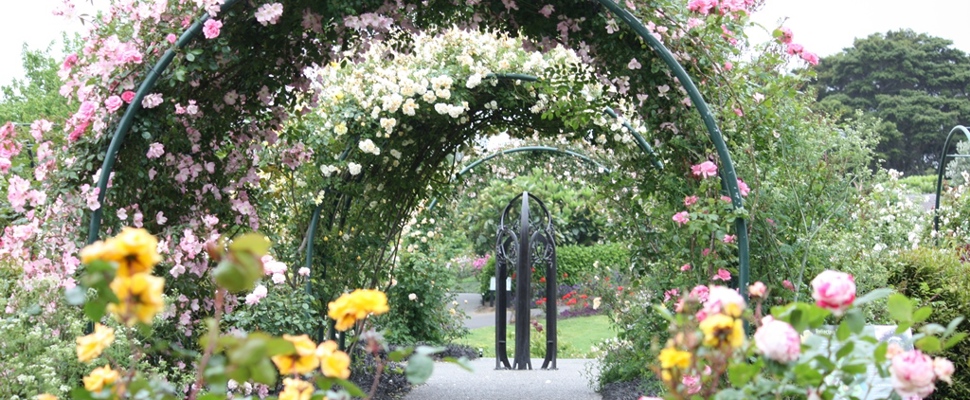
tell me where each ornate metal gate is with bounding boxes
[494,192,558,370]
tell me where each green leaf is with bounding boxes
[854,288,893,307]
[83,299,108,321]
[836,320,852,341]
[186,52,196,62]
[250,358,277,386]
[945,332,967,349]
[887,294,913,323]
[841,363,868,375]
[873,342,888,363]
[845,309,866,334]
[913,306,933,324]
[406,353,434,384]
[727,360,762,387]
[915,336,941,353]
[442,356,474,372]
[229,233,271,256]
[836,341,855,360]
[388,347,414,362]
[335,379,367,397]
[794,363,824,386]
[414,345,445,356]
[945,316,964,336]
[266,338,296,356]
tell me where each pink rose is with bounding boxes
[722,234,736,244]
[684,195,698,207]
[801,51,819,66]
[737,179,750,197]
[934,357,955,384]
[891,350,936,399]
[810,270,856,315]
[754,317,800,362]
[672,211,689,226]
[680,263,692,271]
[166,33,177,44]
[782,279,795,291]
[689,285,710,303]
[748,281,767,298]
[779,27,794,44]
[104,95,123,113]
[691,161,718,179]
[702,286,745,318]
[712,268,731,281]
[203,19,222,39]
[681,374,701,394]
[121,91,136,103]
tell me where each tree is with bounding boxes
[0,37,76,126]
[812,30,970,174]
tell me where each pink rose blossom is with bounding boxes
[748,281,767,297]
[682,374,701,394]
[721,195,733,202]
[146,142,165,159]
[141,93,163,109]
[689,285,710,303]
[691,161,717,178]
[684,195,698,207]
[672,211,689,226]
[712,268,731,281]
[722,234,736,244]
[891,350,937,399]
[754,316,800,362]
[255,3,284,26]
[538,4,555,17]
[934,357,955,384]
[121,91,136,103]
[62,53,78,70]
[166,33,177,44]
[810,270,856,315]
[156,211,167,225]
[29,119,53,141]
[801,51,819,66]
[680,263,692,271]
[782,279,795,291]
[663,288,679,302]
[298,267,310,277]
[203,19,222,39]
[786,42,804,55]
[779,27,794,44]
[701,286,745,319]
[723,61,733,71]
[702,247,712,257]
[737,179,750,197]
[104,95,123,113]
[245,284,268,305]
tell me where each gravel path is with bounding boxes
[403,358,601,400]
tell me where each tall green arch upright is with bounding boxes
[86,0,751,298]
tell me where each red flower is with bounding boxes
[566,298,577,306]
[539,277,546,283]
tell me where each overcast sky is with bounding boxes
[1,1,969,86]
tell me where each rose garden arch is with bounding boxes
[74,0,754,341]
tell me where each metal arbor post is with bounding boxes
[494,192,558,370]
[933,125,970,233]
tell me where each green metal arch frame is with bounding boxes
[933,125,970,232]
[87,0,751,298]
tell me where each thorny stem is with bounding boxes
[187,288,225,400]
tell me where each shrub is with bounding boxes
[887,247,970,399]
[377,249,467,345]
[478,243,630,297]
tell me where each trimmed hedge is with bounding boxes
[887,247,970,399]
[479,242,630,296]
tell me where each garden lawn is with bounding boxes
[458,314,614,358]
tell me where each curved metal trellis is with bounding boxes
[933,125,970,232]
[86,0,752,307]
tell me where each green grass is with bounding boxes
[454,275,480,293]
[897,174,937,194]
[458,314,614,358]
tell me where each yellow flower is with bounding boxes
[316,340,351,379]
[76,323,115,362]
[81,227,162,276]
[327,289,390,331]
[83,365,119,392]
[658,346,692,370]
[36,394,58,400]
[699,314,744,348]
[279,378,314,400]
[272,334,320,375]
[108,273,165,325]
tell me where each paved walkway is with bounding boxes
[403,294,601,399]
[403,358,601,400]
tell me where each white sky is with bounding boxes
[1,1,968,85]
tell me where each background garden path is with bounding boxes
[402,357,601,400]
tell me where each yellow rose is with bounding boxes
[108,273,165,325]
[83,365,119,392]
[76,323,115,362]
[658,346,691,370]
[699,314,744,348]
[81,227,162,276]
[327,289,389,331]
[316,340,351,379]
[279,378,314,400]
[272,334,320,375]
